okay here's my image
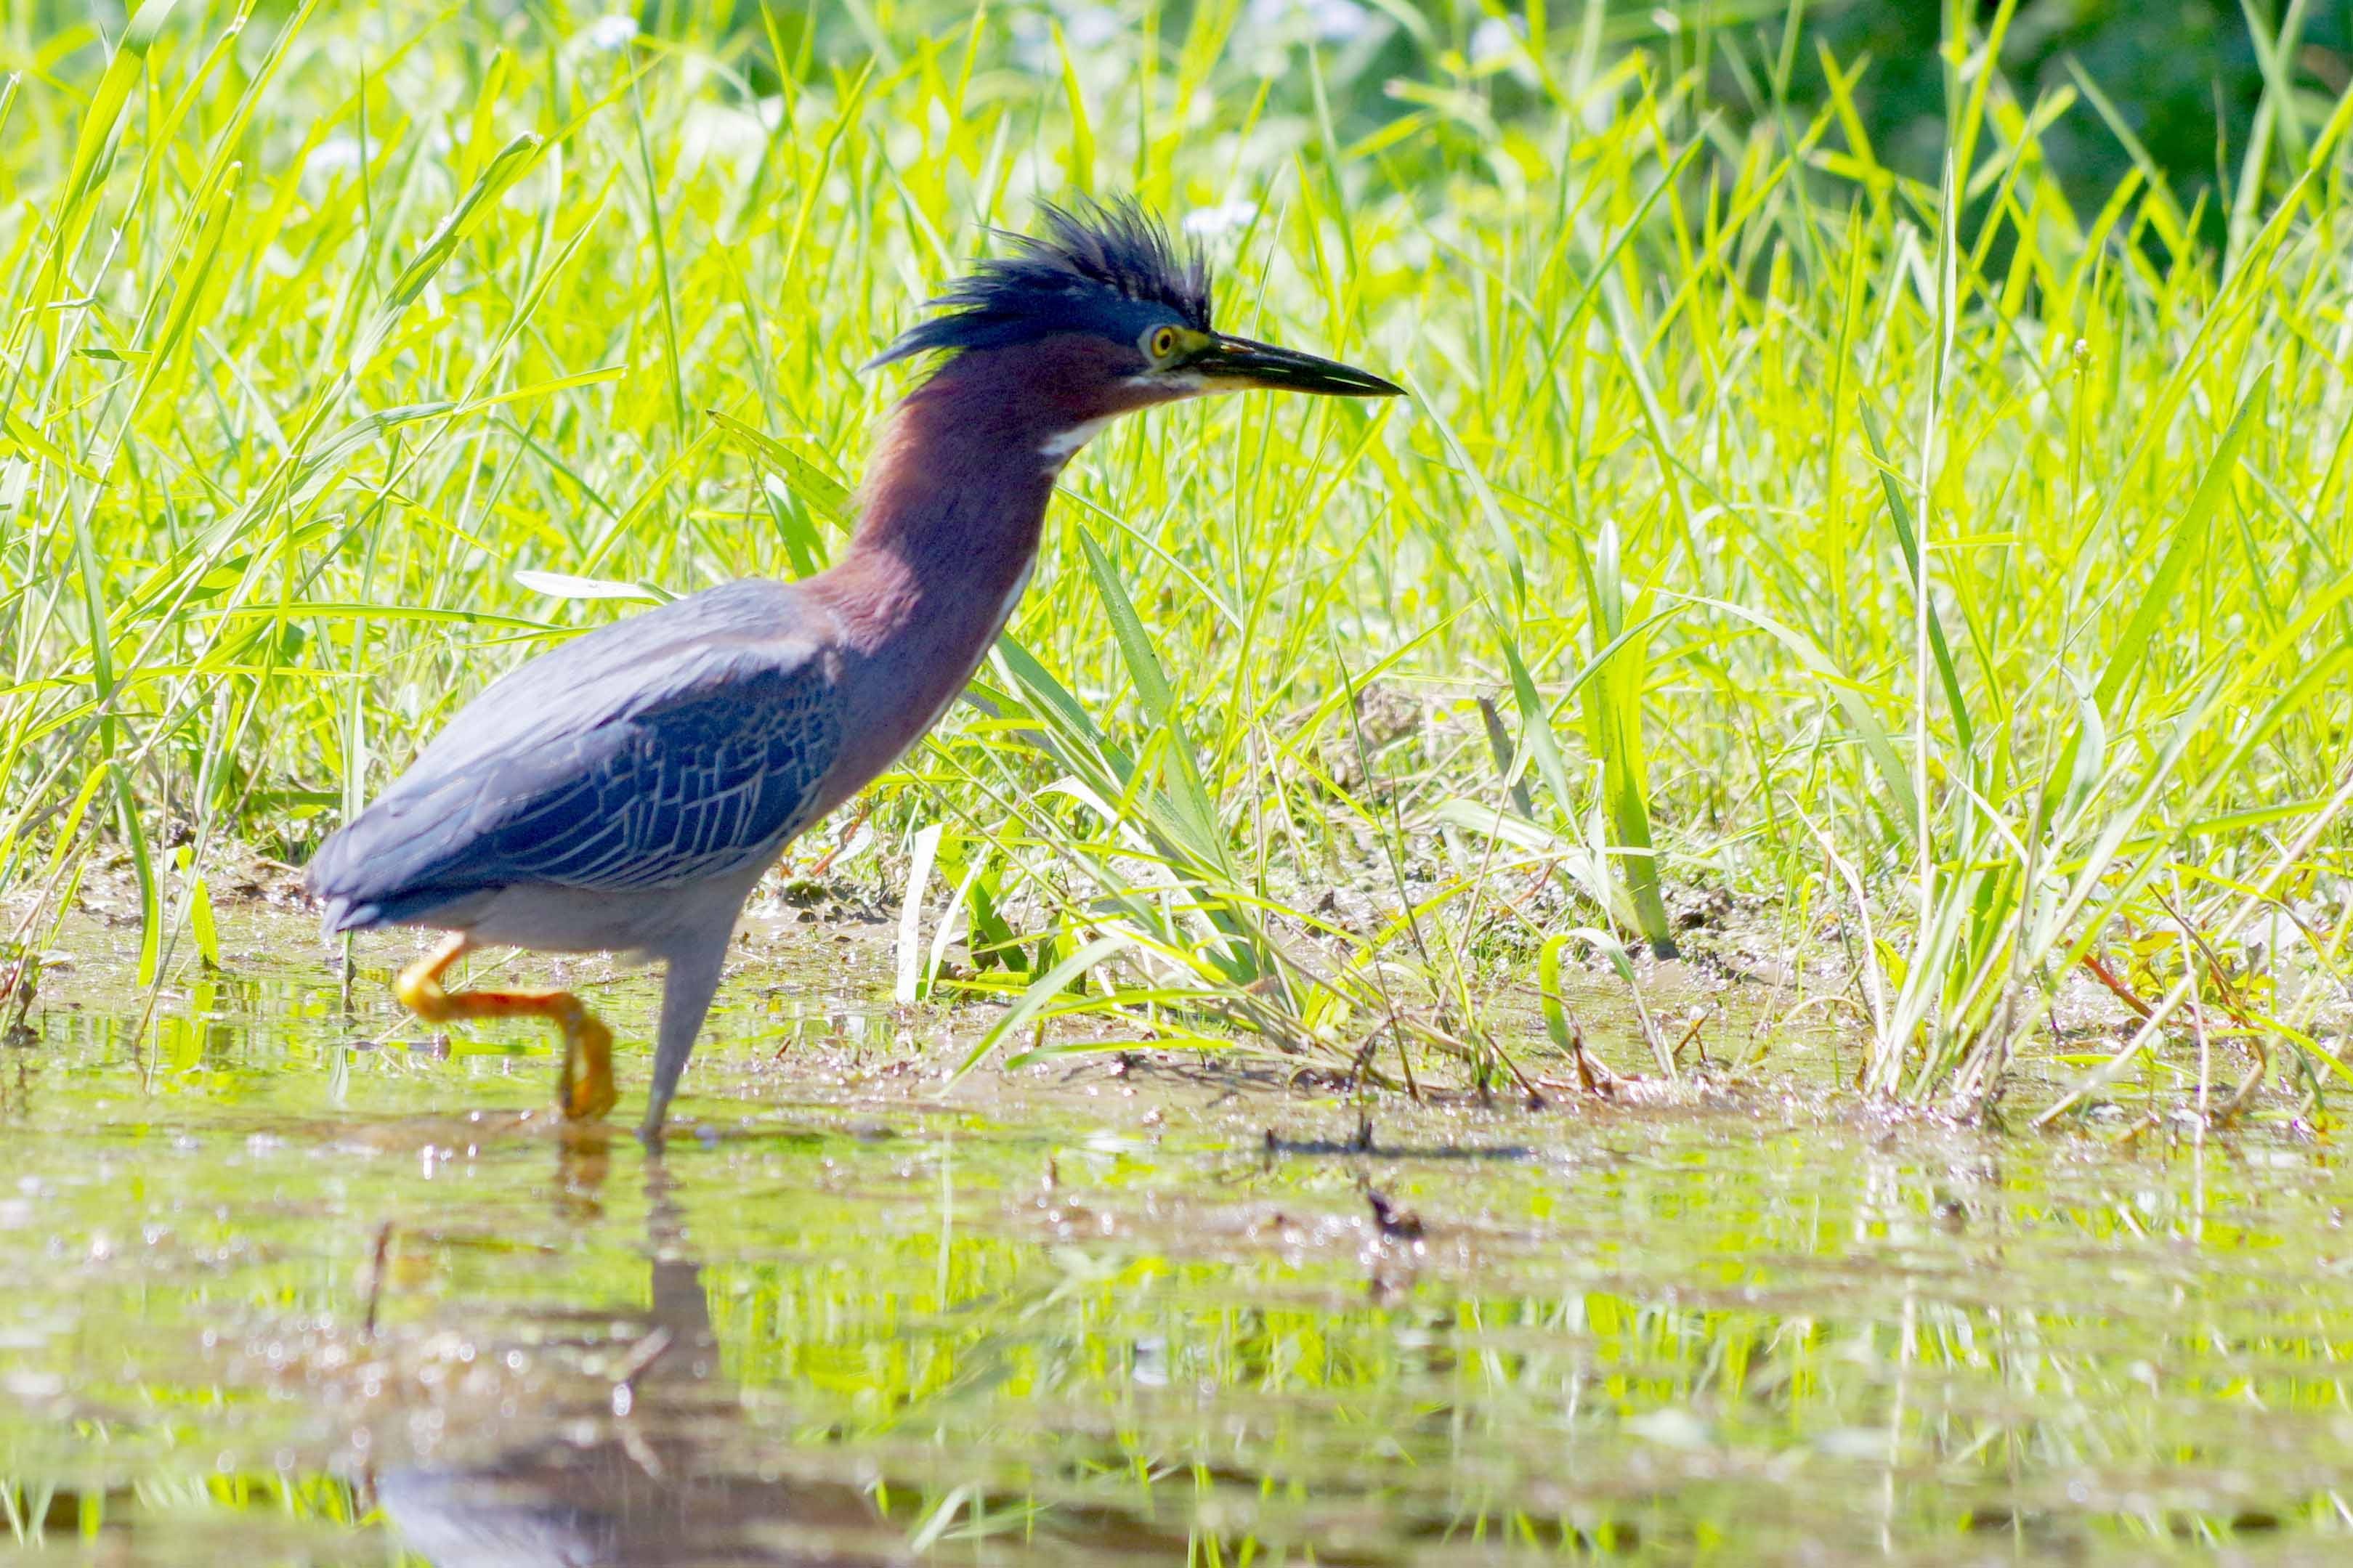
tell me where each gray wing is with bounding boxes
[307,580,843,931]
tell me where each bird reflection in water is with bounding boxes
[376,1140,908,1567]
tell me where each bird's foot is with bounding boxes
[556,1010,619,1122]
[394,933,472,1016]
[394,935,619,1123]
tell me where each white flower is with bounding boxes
[582,12,638,52]
[1009,12,1056,73]
[1308,0,1371,38]
[1182,200,1258,239]
[1247,0,1371,44]
[1470,15,1525,67]
[1064,6,1120,49]
[303,137,363,179]
[1009,6,1123,70]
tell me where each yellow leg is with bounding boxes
[394,934,617,1121]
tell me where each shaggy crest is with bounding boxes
[871,198,1212,368]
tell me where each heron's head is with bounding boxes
[870,200,1401,450]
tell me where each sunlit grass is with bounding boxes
[5,0,2353,1122]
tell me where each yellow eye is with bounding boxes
[1149,326,1179,361]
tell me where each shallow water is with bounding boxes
[6,914,2353,1564]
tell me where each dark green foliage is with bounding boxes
[1783,0,2349,246]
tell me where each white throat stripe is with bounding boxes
[1039,417,1111,463]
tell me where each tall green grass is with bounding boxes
[7,0,2353,1121]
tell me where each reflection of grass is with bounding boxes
[6,1,2353,1127]
[8,994,2353,1561]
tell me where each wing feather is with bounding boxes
[307,580,844,930]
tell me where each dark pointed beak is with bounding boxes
[1194,333,1404,397]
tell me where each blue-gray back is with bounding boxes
[308,579,843,930]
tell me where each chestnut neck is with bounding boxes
[806,337,1127,781]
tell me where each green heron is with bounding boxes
[307,200,1401,1137]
